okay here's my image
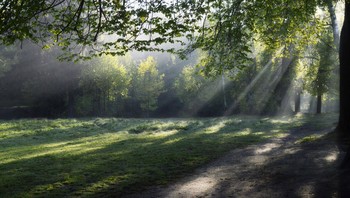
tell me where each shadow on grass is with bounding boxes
[183,131,346,198]
[0,114,339,197]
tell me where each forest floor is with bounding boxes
[127,122,350,198]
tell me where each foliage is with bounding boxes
[174,64,220,114]
[78,55,130,116]
[0,45,17,77]
[0,0,205,60]
[304,29,338,97]
[0,1,344,118]
[134,56,165,116]
[190,0,323,76]
[174,65,204,103]
[0,114,337,197]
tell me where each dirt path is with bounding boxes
[126,127,350,198]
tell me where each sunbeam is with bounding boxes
[180,77,223,117]
[224,53,294,116]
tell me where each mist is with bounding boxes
[0,37,339,119]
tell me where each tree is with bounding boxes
[0,45,17,77]
[78,55,130,116]
[0,42,84,117]
[1,0,350,167]
[0,0,203,60]
[134,56,164,117]
[337,2,350,167]
[174,64,213,115]
[304,30,337,114]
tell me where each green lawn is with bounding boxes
[0,114,337,197]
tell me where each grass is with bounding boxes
[0,113,337,197]
[295,134,323,144]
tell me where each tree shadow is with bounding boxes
[200,134,345,198]
[0,114,339,197]
[0,117,273,197]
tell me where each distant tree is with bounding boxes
[0,43,83,117]
[134,56,164,117]
[78,55,130,116]
[304,30,337,114]
[174,65,215,115]
[0,45,17,77]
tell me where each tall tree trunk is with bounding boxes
[222,73,227,111]
[316,92,322,114]
[103,91,106,116]
[294,90,301,113]
[327,0,340,51]
[67,89,75,117]
[337,1,350,168]
[327,0,340,114]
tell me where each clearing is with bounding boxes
[0,113,344,197]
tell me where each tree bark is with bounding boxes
[337,2,350,139]
[337,1,350,168]
[316,92,322,114]
[326,0,340,51]
[326,0,340,114]
[222,74,227,110]
[294,90,301,113]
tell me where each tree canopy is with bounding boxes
[0,0,334,63]
[1,0,350,137]
[0,0,205,60]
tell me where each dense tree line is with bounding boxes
[0,36,338,119]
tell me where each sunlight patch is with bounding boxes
[203,121,226,134]
[324,151,338,162]
[269,119,291,124]
[162,137,183,145]
[27,182,66,196]
[283,147,301,155]
[253,132,265,135]
[270,129,282,133]
[296,182,315,197]
[147,130,179,139]
[0,144,104,164]
[275,133,289,138]
[0,134,125,164]
[235,128,252,136]
[81,174,133,196]
[254,143,281,154]
[167,177,217,197]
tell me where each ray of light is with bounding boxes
[183,77,223,117]
[224,55,294,116]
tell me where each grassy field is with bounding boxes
[0,114,337,197]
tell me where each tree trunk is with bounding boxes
[337,1,350,168]
[316,93,322,114]
[327,0,340,114]
[103,91,106,116]
[222,74,227,111]
[326,0,340,51]
[308,96,315,113]
[294,90,301,113]
[67,89,75,117]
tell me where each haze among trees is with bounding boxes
[1,0,350,196]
